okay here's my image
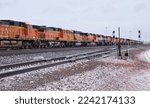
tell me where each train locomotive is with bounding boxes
[0,20,142,48]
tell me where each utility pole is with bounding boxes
[125,39,129,59]
[105,27,108,45]
[118,27,122,58]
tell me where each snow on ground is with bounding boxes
[35,47,150,91]
[35,57,149,91]
[144,50,150,63]
[0,46,150,91]
[131,71,150,90]
[0,60,89,90]
[36,64,132,91]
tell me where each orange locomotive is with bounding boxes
[0,20,41,48]
[0,20,142,48]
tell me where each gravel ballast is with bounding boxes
[0,46,150,91]
[0,48,106,66]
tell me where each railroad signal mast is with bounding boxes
[138,30,141,41]
[112,30,115,45]
[138,30,141,46]
[112,30,115,38]
[118,27,122,58]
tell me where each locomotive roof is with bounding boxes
[0,20,10,25]
[0,20,26,26]
[0,20,25,24]
[47,27,62,31]
[32,25,46,29]
[73,30,82,34]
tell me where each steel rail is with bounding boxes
[0,48,117,79]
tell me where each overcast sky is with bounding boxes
[0,0,150,41]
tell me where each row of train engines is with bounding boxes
[0,20,142,48]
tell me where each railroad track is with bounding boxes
[0,46,108,56]
[0,47,117,79]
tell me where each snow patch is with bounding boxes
[131,71,150,90]
[144,50,150,63]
